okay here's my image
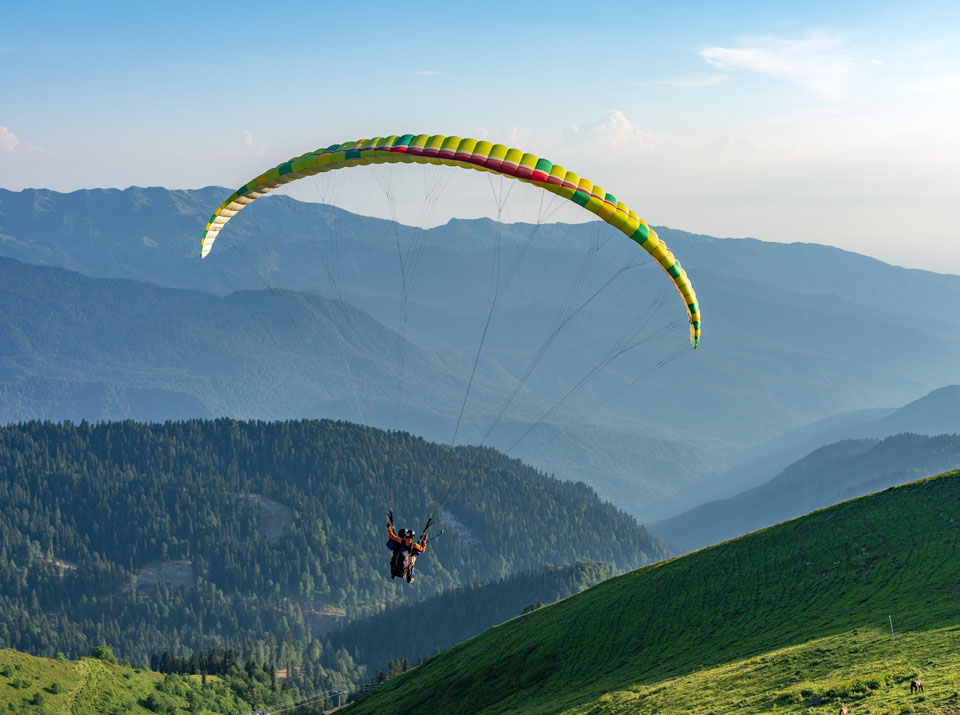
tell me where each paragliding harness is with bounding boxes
[386,511,442,581]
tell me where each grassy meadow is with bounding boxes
[0,648,240,714]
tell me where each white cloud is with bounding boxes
[416,70,442,76]
[0,126,21,152]
[504,125,532,144]
[243,129,267,156]
[700,31,856,100]
[562,110,680,153]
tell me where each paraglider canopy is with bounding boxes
[201,133,700,348]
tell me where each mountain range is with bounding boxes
[653,431,960,553]
[3,186,960,521]
[691,384,960,509]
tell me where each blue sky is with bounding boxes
[2,0,959,271]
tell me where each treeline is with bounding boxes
[335,561,615,674]
[143,561,613,711]
[0,418,664,693]
[150,646,273,679]
[148,646,317,712]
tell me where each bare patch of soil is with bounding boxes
[136,560,195,591]
[441,509,478,546]
[245,494,293,544]
[41,555,77,571]
[296,600,348,635]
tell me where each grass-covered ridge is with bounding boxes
[0,648,243,714]
[350,469,960,714]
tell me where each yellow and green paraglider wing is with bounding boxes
[201,134,701,348]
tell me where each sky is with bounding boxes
[2,0,959,272]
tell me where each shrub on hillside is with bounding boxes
[142,691,176,714]
[156,673,191,698]
[92,645,117,664]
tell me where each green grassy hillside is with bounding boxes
[0,649,244,714]
[349,469,960,714]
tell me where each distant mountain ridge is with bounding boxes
[652,431,960,553]
[0,254,442,423]
[6,188,960,329]
[4,187,960,520]
[864,384,960,436]
[655,225,960,331]
[0,255,704,518]
[4,188,958,441]
[691,383,960,511]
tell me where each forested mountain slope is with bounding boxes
[654,432,960,553]
[331,562,614,677]
[0,419,662,670]
[349,468,960,714]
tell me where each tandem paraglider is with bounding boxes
[384,510,442,584]
[200,132,703,574]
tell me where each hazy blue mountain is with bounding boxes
[864,384,960,436]
[652,433,960,553]
[0,254,464,425]
[4,187,959,443]
[500,421,724,521]
[672,407,894,513]
[654,226,960,331]
[6,188,960,334]
[0,255,707,521]
[4,187,960,520]
[0,186,248,286]
[688,384,960,513]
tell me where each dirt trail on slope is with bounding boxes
[60,659,90,714]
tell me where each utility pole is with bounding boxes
[889,615,895,639]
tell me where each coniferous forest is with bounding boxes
[0,418,663,698]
